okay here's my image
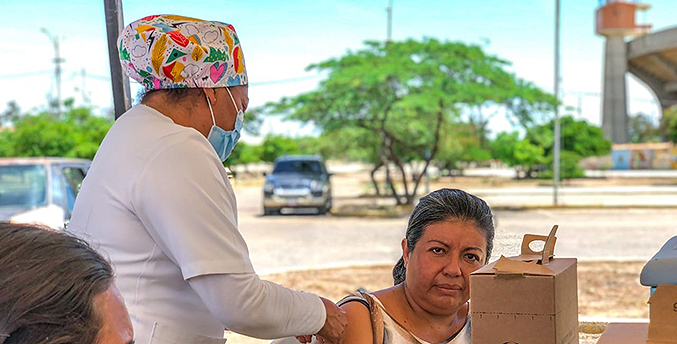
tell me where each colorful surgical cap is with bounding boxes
[118,14,247,90]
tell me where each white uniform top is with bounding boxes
[69,104,324,344]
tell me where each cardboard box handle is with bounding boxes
[521,225,558,264]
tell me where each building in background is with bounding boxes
[596,0,677,144]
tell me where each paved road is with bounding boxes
[233,181,677,274]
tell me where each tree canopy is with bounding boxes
[0,101,113,160]
[661,106,677,143]
[266,38,555,204]
[491,116,612,179]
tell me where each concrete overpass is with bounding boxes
[627,26,677,112]
[597,1,677,144]
[601,26,677,144]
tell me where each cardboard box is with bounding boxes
[597,323,649,344]
[597,286,677,343]
[647,284,677,342]
[470,225,579,344]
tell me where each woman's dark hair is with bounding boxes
[140,87,203,105]
[0,223,114,344]
[392,188,494,285]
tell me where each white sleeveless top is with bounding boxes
[271,291,471,344]
[340,292,471,344]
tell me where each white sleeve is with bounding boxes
[131,133,254,279]
[188,273,326,339]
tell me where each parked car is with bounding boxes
[0,157,91,230]
[263,155,332,215]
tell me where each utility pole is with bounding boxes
[553,0,561,206]
[104,0,132,119]
[40,28,65,118]
[81,68,90,104]
[386,0,393,42]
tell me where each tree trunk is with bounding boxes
[404,101,445,205]
[370,161,383,196]
[384,162,403,205]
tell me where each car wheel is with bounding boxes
[318,202,331,215]
[264,207,280,216]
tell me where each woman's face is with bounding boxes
[94,285,134,344]
[402,220,487,316]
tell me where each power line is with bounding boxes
[249,75,321,87]
[563,89,657,104]
[0,70,52,79]
[72,72,321,86]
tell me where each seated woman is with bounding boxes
[340,188,494,344]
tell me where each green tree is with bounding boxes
[513,139,546,178]
[66,106,114,159]
[527,116,611,179]
[661,106,677,143]
[629,112,660,143]
[227,142,264,169]
[266,38,554,205]
[260,135,300,162]
[490,131,520,166]
[7,114,77,157]
[490,131,546,178]
[0,104,112,160]
[436,121,490,173]
[1,101,21,127]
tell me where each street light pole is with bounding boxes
[40,28,65,118]
[553,0,561,206]
[386,0,393,42]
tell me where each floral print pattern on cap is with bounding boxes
[118,14,247,90]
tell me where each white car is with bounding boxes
[0,157,90,230]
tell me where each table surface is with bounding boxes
[596,323,649,344]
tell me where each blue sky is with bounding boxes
[1,0,676,141]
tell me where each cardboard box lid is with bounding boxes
[471,225,571,277]
[641,236,677,286]
[597,323,648,344]
[648,284,677,342]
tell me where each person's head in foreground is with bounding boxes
[0,223,133,344]
[119,14,249,162]
[341,188,494,344]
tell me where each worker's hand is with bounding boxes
[314,297,347,344]
[295,335,313,343]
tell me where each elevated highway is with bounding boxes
[628,26,677,111]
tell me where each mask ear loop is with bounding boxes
[195,80,217,127]
[205,94,216,126]
[225,87,239,113]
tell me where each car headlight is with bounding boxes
[310,180,326,196]
[264,181,275,194]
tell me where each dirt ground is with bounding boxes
[224,261,649,343]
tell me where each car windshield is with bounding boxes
[273,160,322,174]
[0,164,47,208]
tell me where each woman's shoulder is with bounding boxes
[338,290,372,308]
[339,291,378,344]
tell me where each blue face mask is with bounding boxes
[205,88,243,162]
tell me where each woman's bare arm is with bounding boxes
[340,301,375,344]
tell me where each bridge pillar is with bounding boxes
[602,36,629,144]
